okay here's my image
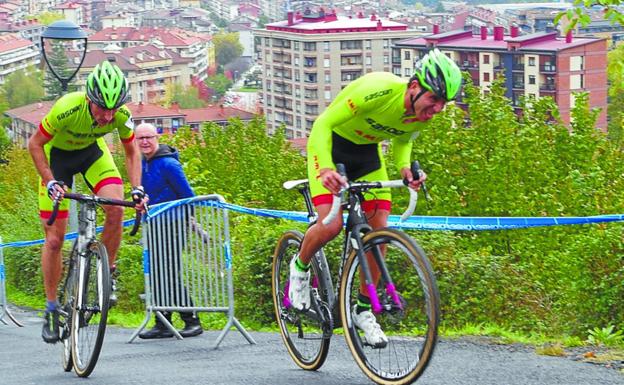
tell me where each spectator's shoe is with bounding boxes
[288,255,310,311]
[352,306,388,348]
[109,277,117,308]
[179,321,203,338]
[138,325,174,339]
[42,310,60,344]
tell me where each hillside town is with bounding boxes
[0,0,622,144]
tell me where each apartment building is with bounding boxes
[0,19,44,50]
[394,26,608,128]
[53,2,84,26]
[89,27,215,81]
[254,10,420,138]
[0,33,40,85]
[71,44,194,103]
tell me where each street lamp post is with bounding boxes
[40,20,88,92]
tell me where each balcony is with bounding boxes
[512,82,525,89]
[460,60,478,69]
[540,64,556,73]
[512,63,525,71]
[539,84,556,92]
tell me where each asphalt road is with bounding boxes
[1,307,622,385]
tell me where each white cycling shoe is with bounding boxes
[352,306,388,348]
[288,256,310,311]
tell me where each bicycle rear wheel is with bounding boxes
[71,241,110,377]
[272,230,331,370]
[340,228,440,385]
[59,242,77,372]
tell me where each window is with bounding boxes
[365,56,372,65]
[404,68,411,77]
[404,50,411,60]
[483,54,490,64]
[483,72,490,82]
[570,56,584,71]
[383,39,389,48]
[294,57,299,66]
[303,42,316,51]
[528,75,536,85]
[365,40,371,49]
[325,73,331,82]
[528,57,536,66]
[383,55,389,64]
[323,41,330,51]
[325,90,331,100]
[324,58,330,68]
[294,41,299,50]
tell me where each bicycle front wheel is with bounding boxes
[59,242,78,372]
[340,228,440,385]
[71,241,110,377]
[272,230,331,370]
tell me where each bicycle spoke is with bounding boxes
[71,242,110,377]
[341,229,440,385]
[272,231,331,370]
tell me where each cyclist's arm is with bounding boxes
[391,134,414,172]
[27,126,55,185]
[121,138,142,188]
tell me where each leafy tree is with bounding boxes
[27,11,63,25]
[204,73,233,100]
[1,66,44,108]
[213,33,244,68]
[163,82,206,108]
[555,0,624,31]
[43,41,78,100]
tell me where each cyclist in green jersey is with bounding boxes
[28,61,147,343]
[289,49,462,347]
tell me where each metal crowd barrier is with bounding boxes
[129,195,256,347]
[0,236,22,327]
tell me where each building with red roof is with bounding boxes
[395,27,608,128]
[4,101,54,147]
[88,26,215,80]
[4,100,260,147]
[0,19,44,50]
[180,105,255,130]
[0,33,40,85]
[70,43,194,104]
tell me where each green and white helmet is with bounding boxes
[412,48,462,101]
[86,61,129,109]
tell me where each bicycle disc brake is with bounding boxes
[311,288,333,338]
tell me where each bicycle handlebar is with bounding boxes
[47,192,143,236]
[321,161,424,226]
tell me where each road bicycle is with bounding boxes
[272,162,440,385]
[48,192,141,377]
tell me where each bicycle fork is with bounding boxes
[350,225,402,314]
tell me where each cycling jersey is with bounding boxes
[40,92,135,150]
[37,92,134,219]
[307,72,428,205]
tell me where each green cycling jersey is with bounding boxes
[307,72,427,174]
[40,92,135,150]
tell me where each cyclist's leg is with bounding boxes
[39,144,74,342]
[82,139,124,267]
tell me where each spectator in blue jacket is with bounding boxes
[136,123,202,339]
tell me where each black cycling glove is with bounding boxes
[130,185,146,204]
[46,180,65,200]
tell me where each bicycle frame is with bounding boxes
[295,183,400,327]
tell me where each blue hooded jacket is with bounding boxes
[142,144,194,205]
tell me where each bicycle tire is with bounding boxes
[340,228,440,385]
[272,230,331,370]
[59,242,78,372]
[71,241,110,377]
